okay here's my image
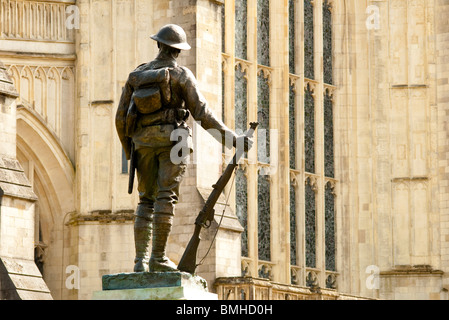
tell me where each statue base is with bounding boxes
[92,271,218,300]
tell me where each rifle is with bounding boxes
[128,141,136,194]
[177,122,259,274]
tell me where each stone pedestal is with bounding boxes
[92,271,218,300]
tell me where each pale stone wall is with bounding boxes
[334,0,447,300]
[436,0,449,292]
[0,196,35,260]
[66,220,135,300]
[0,96,16,159]
[1,0,449,300]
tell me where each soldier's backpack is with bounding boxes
[125,67,171,137]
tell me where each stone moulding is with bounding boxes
[214,276,374,300]
[0,61,18,98]
[66,210,135,225]
[380,265,444,276]
[0,157,37,201]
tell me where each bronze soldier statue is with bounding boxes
[115,24,252,273]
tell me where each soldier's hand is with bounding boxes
[234,135,254,152]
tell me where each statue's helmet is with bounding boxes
[150,24,191,51]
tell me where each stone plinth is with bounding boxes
[0,257,52,300]
[92,271,218,300]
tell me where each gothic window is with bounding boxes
[289,84,296,169]
[324,90,334,178]
[236,168,248,257]
[289,0,296,74]
[257,0,270,66]
[221,2,225,53]
[304,0,314,79]
[305,178,316,268]
[222,1,338,287]
[304,84,315,174]
[325,182,336,272]
[257,69,271,265]
[323,0,333,85]
[257,71,270,163]
[235,64,248,137]
[235,0,247,60]
[290,181,297,266]
[258,172,271,261]
[234,61,249,258]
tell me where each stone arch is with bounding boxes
[15,106,76,299]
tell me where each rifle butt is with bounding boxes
[178,224,202,274]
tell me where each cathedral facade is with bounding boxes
[0,0,448,300]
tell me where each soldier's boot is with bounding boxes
[149,213,178,272]
[133,205,153,272]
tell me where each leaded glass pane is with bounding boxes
[221,2,225,53]
[325,183,336,271]
[258,173,271,261]
[235,64,247,136]
[257,73,270,163]
[235,0,248,60]
[290,182,297,266]
[323,0,333,85]
[257,0,270,66]
[289,0,296,74]
[236,169,248,257]
[289,85,296,169]
[324,91,334,178]
[305,178,316,268]
[304,84,315,173]
[304,0,314,79]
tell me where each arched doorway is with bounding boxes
[15,105,76,299]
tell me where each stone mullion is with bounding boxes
[111,0,118,215]
[312,0,326,288]
[75,0,91,216]
[294,0,307,286]
[268,0,291,284]
[246,0,259,278]
[223,0,237,231]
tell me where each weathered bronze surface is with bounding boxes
[102,271,207,291]
[115,24,253,273]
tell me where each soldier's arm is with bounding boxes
[115,80,133,159]
[181,67,238,149]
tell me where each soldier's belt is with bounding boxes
[139,108,189,127]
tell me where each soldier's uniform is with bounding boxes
[115,24,238,272]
